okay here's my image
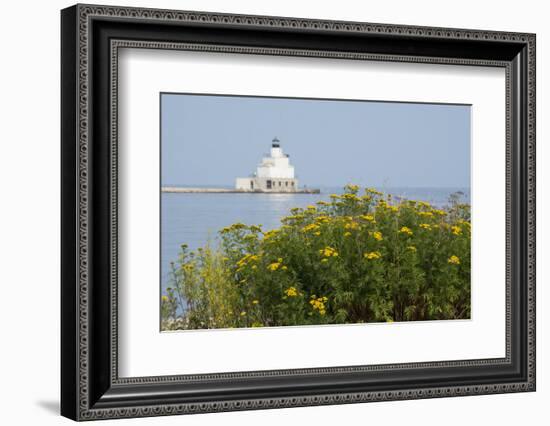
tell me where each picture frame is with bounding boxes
[61,3,536,421]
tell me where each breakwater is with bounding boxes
[161,187,320,194]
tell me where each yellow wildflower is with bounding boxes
[344,232,352,237]
[236,254,260,270]
[458,219,471,229]
[451,225,462,236]
[319,246,339,258]
[302,223,320,233]
[161,295,169,303]
[252,300,259,305]
[366,187,383,196]
[448,255,460,265]
[378,199,389,208]
[419,223,431,230]
[344,221,359,230]
[315,215,330,224]
[399,226,413,236]
[359,214,376,222]
[342,193,359,201]
[364,251,382,260]
[267,262,281,271]
[263,229,279,241]
[281,213,305,224]
[373,231,383,241]
[220,223,246,233]
[285,287,298,297]
[309,296,328,315]
[418,211,434,218]
[182,263,195,272]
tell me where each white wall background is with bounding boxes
[0,0,546,424]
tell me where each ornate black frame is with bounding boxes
[61,4,536,421]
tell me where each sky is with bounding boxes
[161,93,470,188]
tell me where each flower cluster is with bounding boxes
[364,251,382,260]
[285,287,298,297]
[262,229,279,241]
[319,246,339,258]
[344,220,360,231]
[236,253,259,269]
[399,226,413,236]
[302,223,320,233]
[310,295,328,315]
[359,214,375,222]
[448,255,461,265]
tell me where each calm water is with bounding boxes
[161,187,469,293]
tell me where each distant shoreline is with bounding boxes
[161,187,321,194]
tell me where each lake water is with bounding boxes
[161,186,470,293]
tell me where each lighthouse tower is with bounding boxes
[235,138,299,192]
[256,137,295,180]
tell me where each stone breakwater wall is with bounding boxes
[161,187,320,194]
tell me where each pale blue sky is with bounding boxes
[161,93,470,188]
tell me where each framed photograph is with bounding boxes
[61,4,536,421]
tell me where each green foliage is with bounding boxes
[161,185,471,330]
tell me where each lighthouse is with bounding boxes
[235,138,299,192]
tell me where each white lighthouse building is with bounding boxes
[235,138,300,192]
